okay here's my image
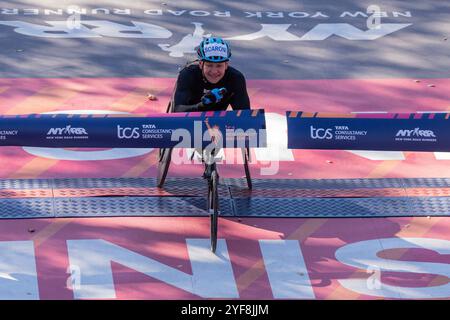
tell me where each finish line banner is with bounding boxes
[0,110,266,148]
[287,111,450,152]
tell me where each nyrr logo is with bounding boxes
[117,125,140,139]
[310,126,333,140]
[396,128,436,138]
[47,125,87,135]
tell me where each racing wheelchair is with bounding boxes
[157,99,252,253]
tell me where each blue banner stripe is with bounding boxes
[287,111,450,152]
[0,110,266,148]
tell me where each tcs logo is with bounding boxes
[117,125,140,139]
[310,126,333,140]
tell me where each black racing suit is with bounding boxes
[172,62,251,112]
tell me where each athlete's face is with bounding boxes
[200,61,228,84]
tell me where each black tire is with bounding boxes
[208,170,219,253]
[242,147,252,190]
[157,147,172,188]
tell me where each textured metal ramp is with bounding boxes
[1,177,449,191]
[54,197,234,218]
[0,179,52,189]
[225,178,404,189]
[0,197,234,219]
[0,198,54,219]
[229,187,450,198]
[233,197,450,218]
[0,177,449,219]
[225,178,450,189]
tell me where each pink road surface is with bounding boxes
[0,216,448,300]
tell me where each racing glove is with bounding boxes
[175,88,228,112]
[201,87,227,107]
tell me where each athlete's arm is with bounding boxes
[230,72,251,110]
[173,69,203,113]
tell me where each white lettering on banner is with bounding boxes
[260,240,315,299]
[396,128,436,138]
[66,239,239,299]
[21,110,438,163]
[335,237,450,299]
[117,125,140,139]
[22,110,153,161]
[21,110,288,163]
[310,126,333,140]
[47,126,88,136]
[348,111,447,160]
[0,241,39,300]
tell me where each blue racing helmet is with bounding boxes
[197,37,231,62]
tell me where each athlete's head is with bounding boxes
[197,37,231,84]
[197,37,231,63]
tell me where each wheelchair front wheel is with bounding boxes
[157,148,172,188]
[208,169,219,253]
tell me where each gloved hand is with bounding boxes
[201,87,227,106]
